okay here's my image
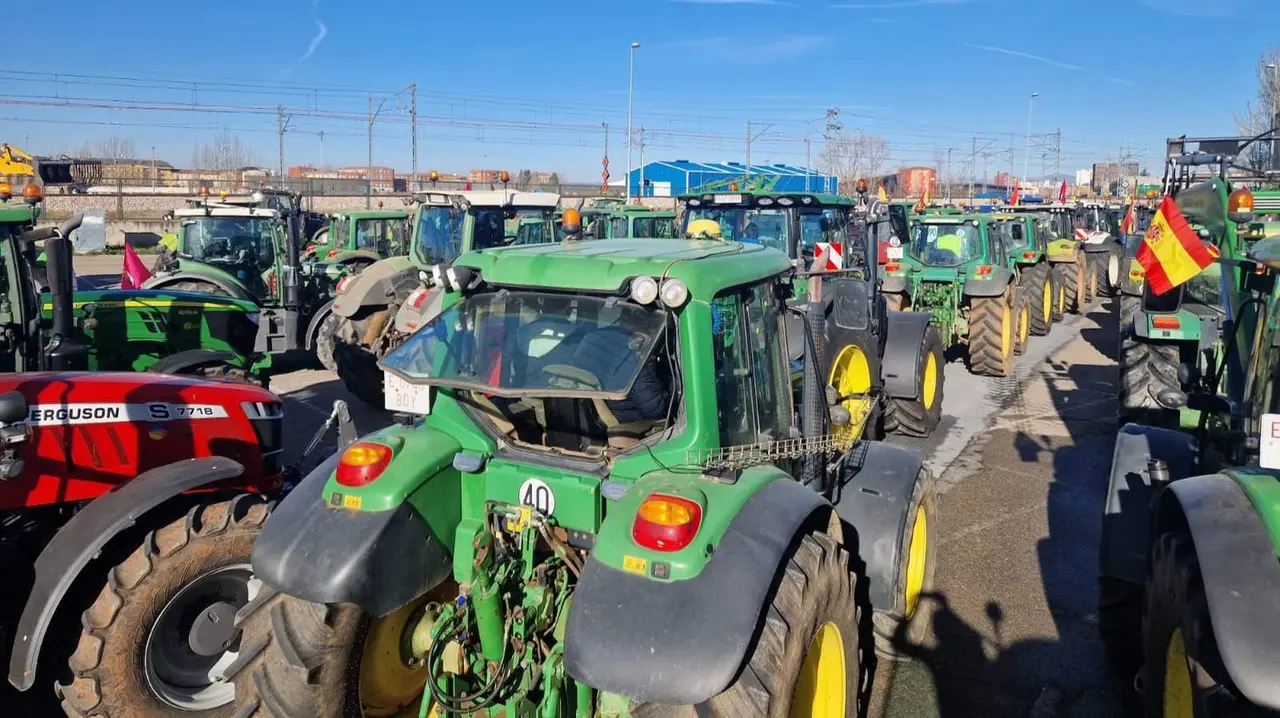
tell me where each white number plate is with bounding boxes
[714,194,743,204]
[384,372,432,414]
[887,246,904,259]
[1260,413,1280,469]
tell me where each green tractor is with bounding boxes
[144,191,350,371]
[678,189,946,437]
[1096,233,1280,717]
[578,202,677,240]
[303,208,411,269]
[230,237,938,717]
[999,203,1098,314]
[0,196,267,382]
[989,211,1067,332]
[327,190,562,407]
[1117,134,1278,428]
[880,213,1034,377]
[1072,201,1126,297]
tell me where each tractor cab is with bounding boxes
[305,209,410,267]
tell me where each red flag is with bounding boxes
[1120,199,1136,235]
[1010,179,1020,206]
[121,243,151,289]
[1058,180,1068,204]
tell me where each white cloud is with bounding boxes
[964,43,1084,71]
[299,20,328,63]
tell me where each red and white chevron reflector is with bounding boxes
[816,242,843,270]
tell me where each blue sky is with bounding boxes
[7,0,1278,181]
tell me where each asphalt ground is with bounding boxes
[4,257,1131,717]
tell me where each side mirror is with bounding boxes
[70,212,106,254]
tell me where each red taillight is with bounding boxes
[1152,316,1181,330]
[327,249,340,258]
[407,288,429,311]
[335,442,393,487]
[336,276,355,293]
[304,245,316,254]
[974,265,993,276]
[884,262,901,273]
[1022,251,1036,260]
[268,271,278,296]
[632,494,702,552]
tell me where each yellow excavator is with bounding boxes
[0,144,101,191]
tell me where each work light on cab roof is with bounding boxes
[0,182,11,201]
[1229,187,1255,224]
[22,183,41,204]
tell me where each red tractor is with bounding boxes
[0,216,338,717]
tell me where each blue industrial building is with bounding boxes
[627,160,838,198]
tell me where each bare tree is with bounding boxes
[819,129,891,195]
[1236,47,1280,170]
[192,131,258,170]
[69,135,137,162]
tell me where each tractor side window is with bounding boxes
[710,282,792,447]
[355,220,383,251]
[987,225,1005,264]
[611,217,629,238]
[416,207,465,264]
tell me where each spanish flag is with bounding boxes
[914,180,931,213]
[1136,195,1216,295]
[1120,196,1136,235]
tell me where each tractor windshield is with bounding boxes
[382,291,668,400]
[683,207,788,253]
[415,206,466,265]
[908,223,982,266]
[355,217,407,254]
[179,216,277,270]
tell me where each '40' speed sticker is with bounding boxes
[25,403,229,426]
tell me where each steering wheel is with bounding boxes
[541,364,602,391]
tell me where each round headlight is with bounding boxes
[757,197,774,206]
[777,197,794,206]
[631,276,659,305]
[659,279,689,308]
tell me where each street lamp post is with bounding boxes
[627,42,640,202]
[1023,92,1039,191]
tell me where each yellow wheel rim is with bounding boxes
[359,597,434,717]
[1019,304,1029,344]
[1042,280,1052,324]
[1163,628,1195,718]
[904,505,928,618]
[922,350,938,410]
[828,345,873,446]
[790,622,847,718]
[999,300,1012,356]
[1057,282,1065,316]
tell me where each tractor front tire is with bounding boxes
[883,325,944,438]
[967,289,1014,377]
[314,312,341,373]
[57,495,271,718]
[335,340,387,409]
[872,468,937,660]
[1013,290,1031,356]
[1098,576,1144,683]
[1118,300,1180,427]
[699,530,860,718]
[1054,260,1085,315]
[1023,264,1053,336]
[1084,255,1100,303]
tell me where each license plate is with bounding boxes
[887,246,904,259]
[1261,414,1280,469]
[384,372,432,414]
[714,194,743,204]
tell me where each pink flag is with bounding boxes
[121,243,151,290]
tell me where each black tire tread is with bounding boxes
[883,325,944,438]
[1023,263,1052,336]
[967,290,1013,377]
[1054,259,1084,315]
[57,494,271,717]
[872,468,938,659]
[1118,297,1180,423]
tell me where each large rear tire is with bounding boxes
[883,325,944,438]
[872,468,937,660]
[314,312,340,373]
[1012,289,1031,356]
[1083,254,1100,302]
[1023,264,1053,336]
[1054,259,1085,315]
[967,288,1014,377]
[57,495,271,718]
[698,530,860,718]
[334,340,387,409]
[1098,576,1144,683]
[1118,297,1180,427]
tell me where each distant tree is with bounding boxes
[192,131,257,170]
[548,172,561,189]
[515,168,534,190]
[820,129,891,195]
[71,135,137,163]
[1236,46,1280,170]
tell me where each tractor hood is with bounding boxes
[41,288,259,315]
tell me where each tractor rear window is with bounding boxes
[685,207,788,253]
[908,223,981,266]
[633,216,676,238]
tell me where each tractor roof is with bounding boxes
[918,214,985,225]
[414,190,560,208]
[456,238,790,299]
[173,205,281,218]
[679,190,852,207]
[0,202,38,224]
[332,209,411,220]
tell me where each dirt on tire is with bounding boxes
[967,289,1014,377]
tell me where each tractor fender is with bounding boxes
[962,272,1013,298]
[250,449,455,618]
[1153,474,1280,709]
[832,440,927,614]
[881,310,933,399]
[563,477,829,705]
[304,299,336,351]
[392,285,447,334]
[331,256,416,317]
[1098,424,1196,584]
[142,271,254,302]
[1082,241,1114,254]
[8,457,245,691]
[1046,239,1080,263]
[880,275,908,294]
[147,348,245,376]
